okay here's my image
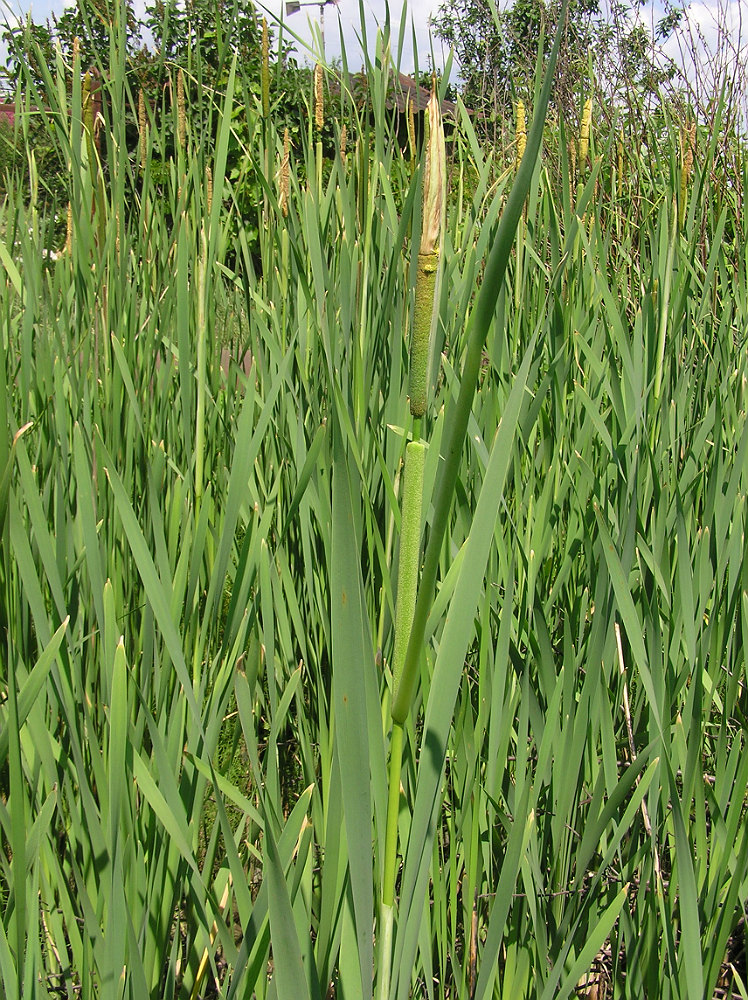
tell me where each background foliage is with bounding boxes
[1,0,748,997]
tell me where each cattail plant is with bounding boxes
[373,23,568,994]
[378,76,445,1000]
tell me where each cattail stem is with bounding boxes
[379,440,425,1000]
[391,442,426,700]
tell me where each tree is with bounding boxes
[430,0,681,129]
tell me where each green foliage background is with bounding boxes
[1,1,748,998]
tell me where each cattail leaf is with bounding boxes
[331,432,375,1000]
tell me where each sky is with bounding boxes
[0,0,449,74]
[1,0,747,94]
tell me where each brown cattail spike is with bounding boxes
[138,88,147,170]
[65,201,73,255]
[177,68,187,150]
[261,18,270,119]
[339,123,347,163]
[279,127,290,217]
[578,98,592,168]
[314,63,324,132]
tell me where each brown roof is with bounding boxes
[388,72,457,119]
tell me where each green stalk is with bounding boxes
[378,441,425,1000]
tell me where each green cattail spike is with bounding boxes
[409,80,444,419]
[177,68,187,150]
[261,18,270,119]
[515,99,526,172]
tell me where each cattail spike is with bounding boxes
[578,98,592,168]
[515,99,526,172]
[261,18,270,119]
[138,88,147,170]
[279,127,290,217]
[339,123,347,164]
[679,117,695,230]
[177,68,187,150]
[314,63,324,133]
